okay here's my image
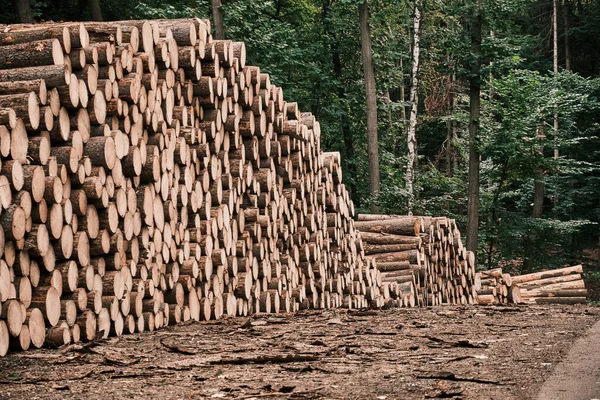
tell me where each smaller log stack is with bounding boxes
[355,215,477,307]
[473,268,514,304]
[510,265,587,305]
[355,215,421,307]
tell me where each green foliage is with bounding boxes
[476,69,600,271]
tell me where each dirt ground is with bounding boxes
[0,305,598,400]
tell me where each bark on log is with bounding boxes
[354,218,420,236]
[511,265,583,284]
[0,39,65,69]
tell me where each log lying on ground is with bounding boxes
[0,17,388,356]
[511,265,583,285]
[474,265,588,305]
[511,265,587,305]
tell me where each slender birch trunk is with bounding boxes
[406,0,422,215]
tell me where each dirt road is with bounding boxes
[537,317,600,400]
[0,305,598,399]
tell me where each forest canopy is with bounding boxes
[4,0,600,273]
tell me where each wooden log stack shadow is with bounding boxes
[0,18,383,356]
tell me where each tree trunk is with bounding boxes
[393,57,406,159]
[466,1,482,258]
[531,97,547,218]
[87,0,103,22]
[563,0,571,70]
[406,0,422,215]
[553,0,559,74]
[400,58,406,122]
[13,0,33,23]
[385,91,393,133]
[210,0,225,40]
[446,56,456,178]
[533,167,544,218]
[323,0,358,207]
[451,71,458,174]
[553,0,559,159]
[529,125,545,272]
[359,1,380,213]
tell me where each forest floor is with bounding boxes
[0,304,598,400]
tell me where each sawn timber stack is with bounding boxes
[0,18,383,356]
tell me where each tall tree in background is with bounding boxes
[406,0,422,215]
[533,124,545,218]
[322,0,358,205]
[563,0,571,70]
[13,0,33,22]
[210,0,224,40]
[446,59,457,178]
[553,0,558,158]
[358,0,380,213]
[466,0,482,256]
[88,0,103,21]
[400,58,407,123]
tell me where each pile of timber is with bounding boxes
[473,268,516,304]
[355,215,420,307]
[474,265,587,305]
[511,265,587,305]
[355,215,477,306]
[0,18,380,356]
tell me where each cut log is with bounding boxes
[511,265,583,285]
[354,217,420,236]
[26,308,46,348]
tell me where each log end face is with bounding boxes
[11,119,29,163]
[79,23,90,49]
[93,91,106,125]
[51,39,65,66]
[59,107,70,141]
[31,166,46,203]
[0,321,8,357]
[61,26,72,54]
[11,206,27,241]
[45,287,61,327]
[28,308,45,348]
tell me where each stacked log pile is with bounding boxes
[358,215,588,307]
[0,18,382,356]
[355,215,421,307]
[510,265,587,305]
[473,268,515,304]
[355,215,477,307]
[474,265,587,305]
